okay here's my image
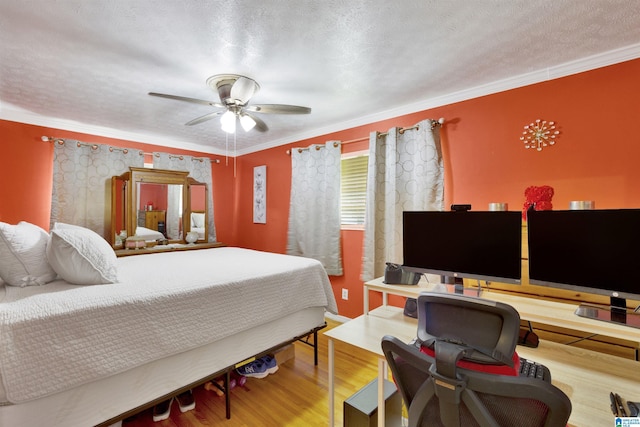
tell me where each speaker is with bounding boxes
[344,378,402,427]
[403,298,417,318]
[451,204,471,211]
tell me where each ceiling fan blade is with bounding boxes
[245,112,268,132]
[246,104,311,114]
[230,77,259,104]
[185,111,223,126]
[148,92,224,108]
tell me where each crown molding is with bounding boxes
[0,103,222,155]
[4,42,640,157]
[238,43,640,155]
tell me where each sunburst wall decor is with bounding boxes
[520,119,559,151]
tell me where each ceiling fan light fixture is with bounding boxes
[150,73,310,135]
[220,110,236,134]
[240,114,256,132]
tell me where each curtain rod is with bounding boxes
[283,118,445,155]
[285,141,340,155]
[378,124,419,138]
[42,136,220,163]
[377,118,445,138]
[41,136,143,154]
[342,136,369,145]
[153,152,221,164]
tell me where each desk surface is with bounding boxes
[365,277,640,345]
[326,306,640,427]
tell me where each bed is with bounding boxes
[0,222,337,427]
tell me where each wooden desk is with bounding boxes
[326,306,413,427]
[325,306,640,427]
[364,277,640,349]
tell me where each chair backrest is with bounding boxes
[416,292,521,367]
[381,335,572,427]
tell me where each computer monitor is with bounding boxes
[527,209,640,328]
[402,211,522,285]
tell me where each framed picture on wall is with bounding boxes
[253,165,266,223]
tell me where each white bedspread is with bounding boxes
[0,247,337,403]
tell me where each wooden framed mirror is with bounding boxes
[110,167,208,245]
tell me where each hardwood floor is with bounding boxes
[122,318,380,427]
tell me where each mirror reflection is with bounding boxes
[136,182,183,241]
[189,183,207,242]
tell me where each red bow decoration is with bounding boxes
[522,185,554,220]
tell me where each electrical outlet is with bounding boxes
[341,288,349,300]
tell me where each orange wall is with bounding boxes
[0,120,236,244]
[0,122,55,228]
[438,60,640,211]
[139,184,168,211]
[234,58,640,318]
[2,59,640,319]
[191,185,206,211]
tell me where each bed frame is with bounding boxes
[97,323,326,426]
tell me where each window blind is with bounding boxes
[340,154,368,225]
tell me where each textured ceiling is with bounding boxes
[1,1,640,155]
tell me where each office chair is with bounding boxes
[381,292,571,427]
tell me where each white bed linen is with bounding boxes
[134,226,164,240]
[192,226,205,239]
[0,307,325,427]
[0,247,336,404]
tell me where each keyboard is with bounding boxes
[519,358,551,382]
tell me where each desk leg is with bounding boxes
[328,338,335,427]
[378,358,386,427]
[364,286,369,314]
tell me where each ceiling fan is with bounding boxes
[149,74,311,134]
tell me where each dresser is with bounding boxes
[144,210,166,232]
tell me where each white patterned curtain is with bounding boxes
[361,119,444,281]
[50,140,144,239]
[287,141,343,276]
[165,184,182,240]
[153,153,217,242]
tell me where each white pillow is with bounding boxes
[191,212,205,229]
[0,221,57,287]
[47,223,118,285]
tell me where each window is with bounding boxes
[340,153,368,226]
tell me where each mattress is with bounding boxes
[0,307,325,427]
[0,247,336,406]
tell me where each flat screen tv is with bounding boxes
[527,209,640,327]
[402,211,522,285]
